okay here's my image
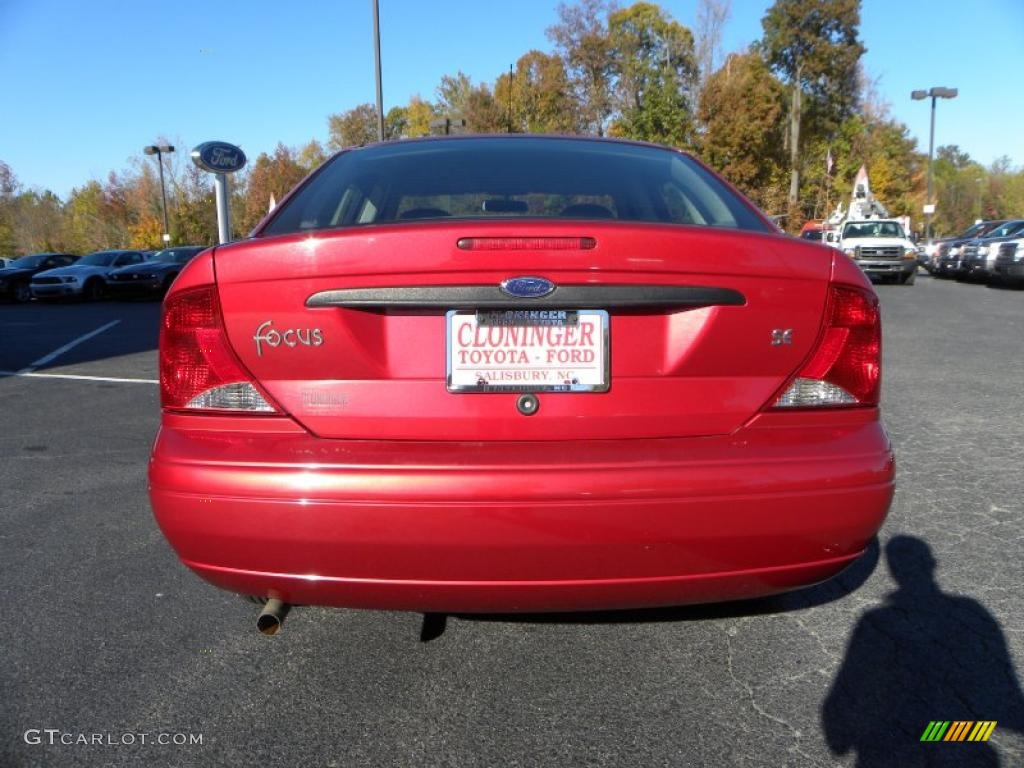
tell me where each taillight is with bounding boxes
[773,285,880,408]
[160,285,279,413]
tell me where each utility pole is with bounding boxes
[372,0,384,141]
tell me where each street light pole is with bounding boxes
[911,87,957,241]
[144,144,175,246]
[372,0,384,142]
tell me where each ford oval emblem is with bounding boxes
[191,141,247,174]
[500,276,555,299]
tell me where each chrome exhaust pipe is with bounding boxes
[256,598,289,635]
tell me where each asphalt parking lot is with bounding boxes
[2,277,1023,768]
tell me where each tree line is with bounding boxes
[2,0,1022,257]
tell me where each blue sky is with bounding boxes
[2,0,1022,198]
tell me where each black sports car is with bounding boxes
[0,253,78,302]
[106,246,207,298]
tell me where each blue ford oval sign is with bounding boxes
[191,141,247,174]
[500,276,555,299]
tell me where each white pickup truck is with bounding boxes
[838,219,919,285]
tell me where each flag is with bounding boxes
[826,148,835,176]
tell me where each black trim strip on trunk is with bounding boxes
[306,285,745,310]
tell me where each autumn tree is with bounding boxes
[404,96,436,137]
[760,0,864,215]
[698,51,786,208]
[435,72,474,118]
[931,146,988,235]
[64,180,127,252]
[238,144,310,233]
[607,2,697,147]
[433,72,507,133]
[547,0,616,134]
[465,84,508,132]
[171,164,221,244]
[327,103,379,150]
[984,156,1024,224]
[494,51,579,133]
[11,190,65,254]
[0,161,19,254]
[297,139,328,172]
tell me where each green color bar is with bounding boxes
[921,721,950,741]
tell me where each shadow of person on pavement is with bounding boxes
[822,535,1024,766]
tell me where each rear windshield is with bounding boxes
[260,137,769,236]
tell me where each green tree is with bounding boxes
[698,51,786,208]
[759,0,864,213]
[607,2,697,147]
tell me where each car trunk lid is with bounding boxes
[214,221,831,440]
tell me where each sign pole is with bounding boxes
[214,173,231,244]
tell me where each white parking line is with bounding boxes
[0,370,157,384]
[17,319,122,373]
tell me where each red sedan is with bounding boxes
[151,136,892,625]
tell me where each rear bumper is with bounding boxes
[149,411,894,612]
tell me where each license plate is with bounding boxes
[446,309,609,392]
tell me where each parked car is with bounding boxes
[838,219,919,284]
[149,135,893,629]
[30,249,147,300]
[107,246,208,298]
[798,220,824,242]
[992,238,1024,286]
[0,257,14,269]
[924,221,988,271]
[957,220,1024,281]
[933,220,1007,277]
[0,252,78,302]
